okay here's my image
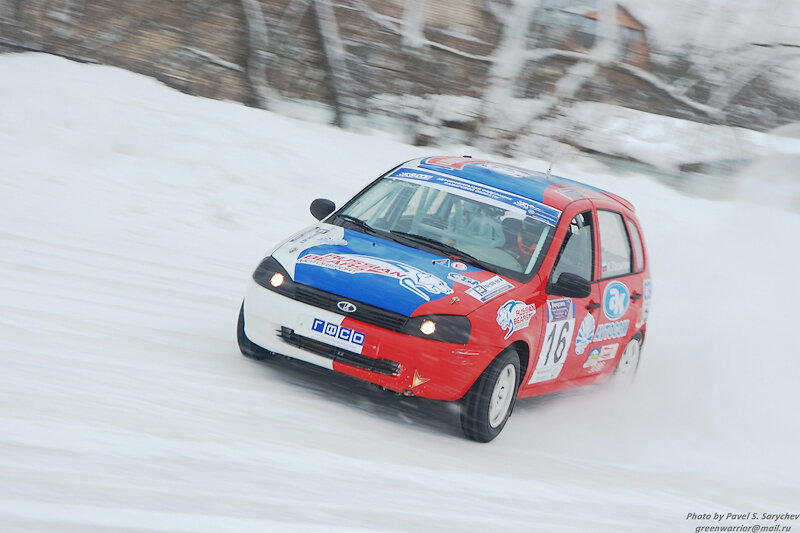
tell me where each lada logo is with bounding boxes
[337,301,357,313]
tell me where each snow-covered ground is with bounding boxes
[1,53,799,532]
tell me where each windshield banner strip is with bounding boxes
[389,169,560,226]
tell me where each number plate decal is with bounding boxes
[529,298,576,384]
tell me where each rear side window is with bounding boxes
[551,211,594,282]
[627,218,645,272]
[597,210,632,279]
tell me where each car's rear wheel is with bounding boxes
[237,303,273,360]
[460,348,520,442]
[613,333,642,384]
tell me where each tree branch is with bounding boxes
[184,47,244,72]
[348,0,401,33]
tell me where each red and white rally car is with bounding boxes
[238,156,651,441]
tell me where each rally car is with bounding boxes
[238,156,651,442]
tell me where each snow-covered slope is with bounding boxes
[1,53,798,532]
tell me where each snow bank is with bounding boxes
[561,102,800,170]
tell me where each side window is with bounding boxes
[627,218,645,272]
[597,210,633,278]
[551,211,594,283]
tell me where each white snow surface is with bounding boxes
[1,53,799,532]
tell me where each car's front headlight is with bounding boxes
[253,256,295,297]
[403,315,471,344]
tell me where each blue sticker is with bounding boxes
[593,320,630,341]
[603,281,630,320]
[311,318,365,348]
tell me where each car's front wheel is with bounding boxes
[460,348,520,442]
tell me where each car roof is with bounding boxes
[400,156,633,213]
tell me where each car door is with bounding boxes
[579,207,645,376]
[527,208,602,386]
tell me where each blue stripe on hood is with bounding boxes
[293,229,479,316]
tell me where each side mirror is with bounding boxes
[310,198,336,221]
[546,272,591,299]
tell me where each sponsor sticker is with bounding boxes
[393,170,435,181]
[496,300,537,340]
[547,297,574,322]
[640,279,653,326]
[586,361,606,374]
[432,258,468,271]
[411,370,430,388]
[583,344,618,370]
[297,253,452,301]
[529,298,576,384]
[391,165,561,226]
[583,347,602,368]
[310,318,365,353]
[575,313,595,355]
[599,343,619,360]
[634,279,652,328]
[465,275,514,303]
[289,226,347,247]
[603,281,630,320]
[593,320,630,341]
[448,272,480,288]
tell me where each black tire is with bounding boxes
[237,303,273,360]
[460,348,520,442]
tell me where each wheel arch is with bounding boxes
[636,325,647,346]
[508,340,530,385]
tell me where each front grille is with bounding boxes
[279,327,401,376]
[293,284,408,331]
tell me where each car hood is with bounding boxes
[272,223,519,317]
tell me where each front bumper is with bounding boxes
[241,280,498,401]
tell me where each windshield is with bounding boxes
[336,176,555,279]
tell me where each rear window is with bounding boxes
[627,218,645,272]
[597,210,633,279]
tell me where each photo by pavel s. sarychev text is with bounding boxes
[687,512,798,533]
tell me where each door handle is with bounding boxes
[631,292,643,301]
[586,301,600,310]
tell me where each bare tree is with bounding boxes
[240,0,274,109]
[239,0,797,147]
[312,0,360,127]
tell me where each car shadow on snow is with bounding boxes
[244,353,466,439]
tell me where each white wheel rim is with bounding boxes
[616,339,641,381]
[488,364,516,428]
